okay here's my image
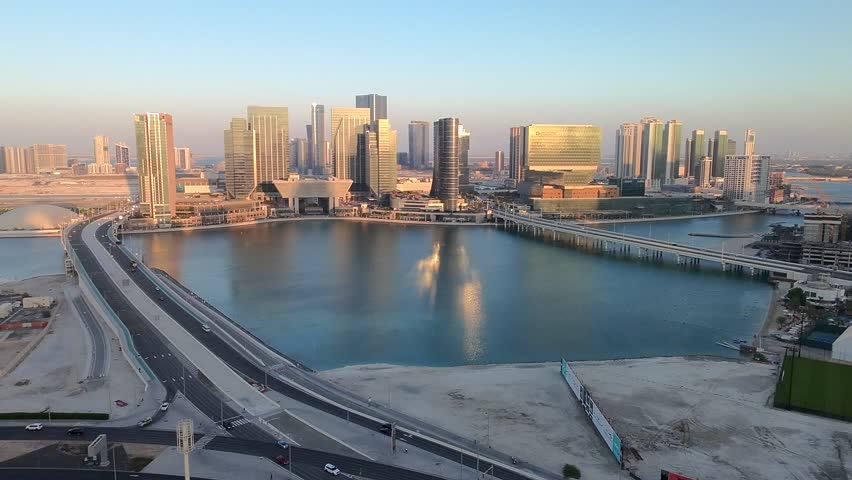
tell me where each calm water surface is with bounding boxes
[123,218,781,370]
[0,237,64,283]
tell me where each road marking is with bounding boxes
[283,409,375,461]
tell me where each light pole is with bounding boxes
[177,419,194,480]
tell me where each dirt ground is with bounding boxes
[322,357,852,480]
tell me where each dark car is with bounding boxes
[274,455,289,466]
[223,421,234,430]
[66,427,84,436]
[158,296,165,301]
[378,422,393,435]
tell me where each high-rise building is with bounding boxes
[727,139,737,157]
[615,123,643,178]
[247,106,289,182]
[93,135,110,165]
[331,107,371,179]
[408,121,430,169]
[663,120,682,180]
[509,126,525,181]
[309,103,326,171]
[30,144,67,173]
[494,150,505,173]
[355,94,387,123]
[744,129,756,156]
[115,142,130,166]
[133,113,176,224]
[711,130,729,178]
[431,117,460,211]
[355,119,397,197]
[458,125,471,190]
[697,156,713,188]
[640,117,664,180]
[684,138,692,178]
[0,146,35,173]
[515,124,602,186]
[722,155,770,203]
[685,129,705,178]
[224,118,256,200]
[289,138,308,172]
[397,152,409,166]
[175,147,193,170]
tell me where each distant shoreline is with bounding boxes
[122,215,491,235]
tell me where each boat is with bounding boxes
[732,338,749,345]
[715,341,740,351]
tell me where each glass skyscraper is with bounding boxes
[247,106,289,182]
[519,124,602,186]
[431,118,460,212]
[331,107,371,179]
[408,121,430,169]
[134,112,176,224]
[712,130,729,178]
[224,117,257,200]
[355,94,387,123]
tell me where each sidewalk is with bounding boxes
[82,218,278,417]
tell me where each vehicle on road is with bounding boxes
[277,440,290,450]
[201,324,211,333]
[155,286,161,291]
[324,464,340,476]
[378,422,392,435]
[274,455,289,466]
[223,421,234,430]
[25,423,43,431]
[160,402,170,412]
[137,417,152,428]
[158,296,165,301]
[114,400,128,407]
[83,456,99,466]
[66,427,84,436]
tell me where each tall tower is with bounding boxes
[356,119,397,197]
[615,123,642,178]
[355,94,388,123]
[93,135,110,165]
[331,107,371,179]
[247,106,289,182]
[30,144,67,173]
[494,150,505,173]
[408,121,430,169]
[224,118,257,199]
[744,129,756,156]
[309,103,326,172]
[175,147,193,170]
[663,120,682,181]
[712,130,729,178]
[640,117,664,180]
[133,112,176,224]
[509,126,525,181]
[686,129,705,178]
[115,142,130,166]
[458,125,471,190]
[431,117,460,212]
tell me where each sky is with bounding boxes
[2,1,851,159]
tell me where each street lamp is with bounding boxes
[176,419,194,480]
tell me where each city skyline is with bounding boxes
[2,2,850,158]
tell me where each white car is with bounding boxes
[25,423,43,431]
[160,402,170,412]
[324,463,340,476]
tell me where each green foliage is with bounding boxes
[786,287,806,308]
[563,464,581,479]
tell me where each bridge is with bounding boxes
[492,207,852,285]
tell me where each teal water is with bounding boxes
[0,237,64,283]
[120,218,779,370]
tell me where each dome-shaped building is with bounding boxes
[0,205,81,230]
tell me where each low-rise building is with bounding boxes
[22,296,53,308]
[795,275,846,307]
[803,214,845,243]
[389,193,445,212]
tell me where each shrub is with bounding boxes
[563,464,581,479]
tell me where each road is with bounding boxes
[67,220,269,440]
[72,296,108,380]
[0,426,449,480]
[0,469,214,480]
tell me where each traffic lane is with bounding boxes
[71,224,267,442]
[0,426,195,445]
[0,468,215,480]
[72,296,107,378]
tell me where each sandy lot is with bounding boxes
[0,276,144,418]
[322,357,851,480]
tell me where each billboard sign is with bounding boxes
[561,358,622,463]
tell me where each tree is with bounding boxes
[563,464,581,479]
[786,287,806,309]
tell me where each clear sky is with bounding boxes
[2,1,850,158]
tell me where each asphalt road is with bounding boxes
[72,296,108,380]
[68,221,268,440]
[0,469,214,480]
[0,426,447,480]
[83,219,553,480]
